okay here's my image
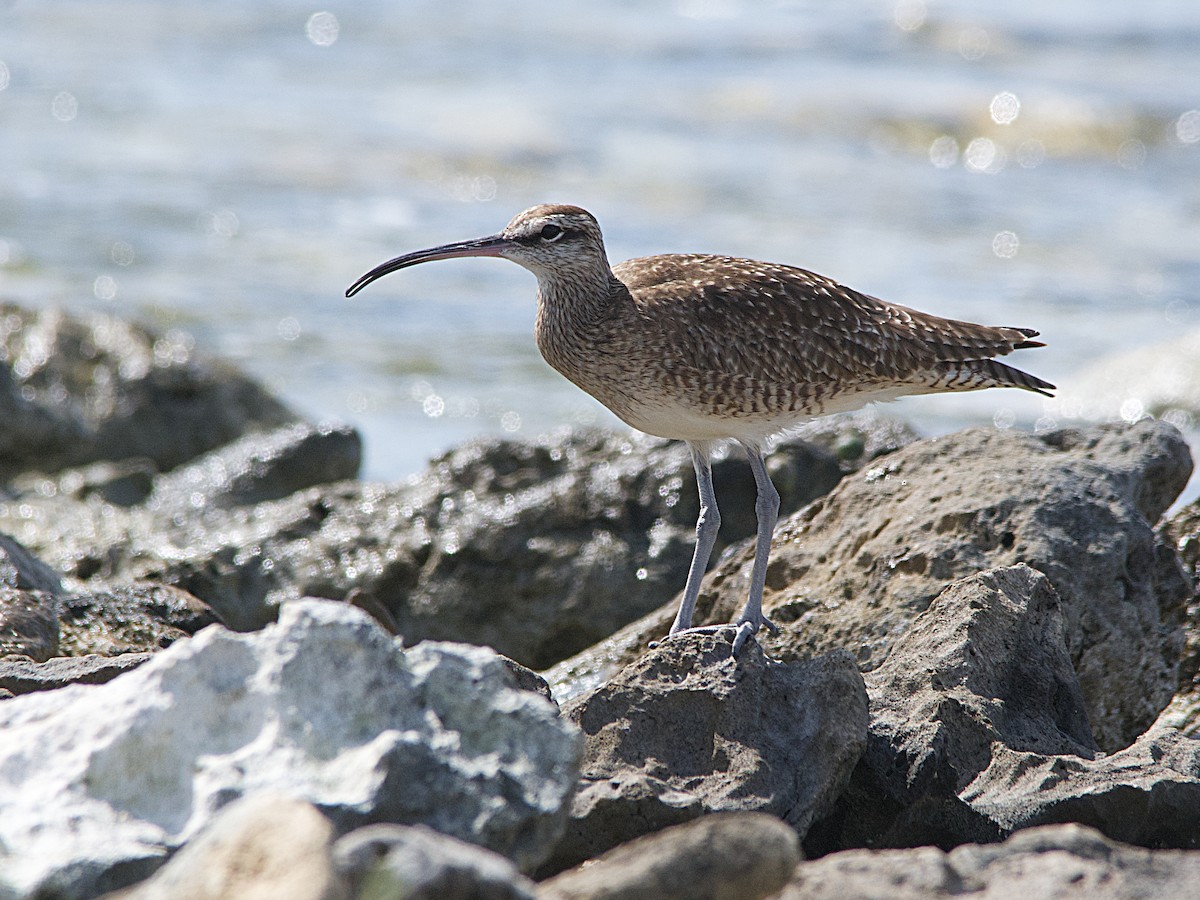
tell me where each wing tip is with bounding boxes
[984,358,1056,397]
[1008,327,1044,351]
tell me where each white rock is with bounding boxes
[0,599,581,899]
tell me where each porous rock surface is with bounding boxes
[542,633,867,873]
[548,422,1193,751]
[0,599,581,898]
[807,564,1200,853]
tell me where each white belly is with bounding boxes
[614,383,927,445]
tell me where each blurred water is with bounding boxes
[1,0,1197,481]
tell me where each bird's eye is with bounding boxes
[539,224,564,241]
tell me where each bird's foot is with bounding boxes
[731,611,780,654]
[649,613,779,656]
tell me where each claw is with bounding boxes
[730,613,779,654]
[731,621,755,655]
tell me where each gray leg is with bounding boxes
[668,441,721,635]
[731,442,780,653]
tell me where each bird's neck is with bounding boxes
[533,266,627,390]
[534,266,625,328]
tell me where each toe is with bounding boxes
[731,621,758,654]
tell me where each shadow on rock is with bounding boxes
[807,565,1200,854]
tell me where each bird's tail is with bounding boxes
[932,357,1055,397]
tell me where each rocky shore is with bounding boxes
[2,303,1199,899]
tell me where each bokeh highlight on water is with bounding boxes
[1,1,1197,481]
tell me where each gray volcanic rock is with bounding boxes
[547,422,1193,751]
[0,427,847,669]
[55,583,217,656]
[807,565,1081,851]
[334,824,535,900]
[0,652,153,697]
[145,420,362,514]
[0,303,296,478]
[0,533,64,594]
[538,812,800,900]
[0,421,363,632]
[358,429,844,668]
[784,823,1200,900]
[864,565,1097,786]
[807,565,1200,854]
[0,599,581,898]
[963,720,1200,847]
[0,586,58,662]
[1159,500,1200,737]
[543,634,867,874]
[0,535,215,662]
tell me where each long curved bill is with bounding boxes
[346,233,512,297]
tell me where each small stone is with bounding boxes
[110,793,346,900]
[55,584,217,656]
[334,824,535,900]
[538,812,799,900]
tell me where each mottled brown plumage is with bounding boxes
[348,204,1053,653]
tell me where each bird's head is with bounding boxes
[346,204,611,297]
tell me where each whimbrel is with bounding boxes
[348,205,1053,653]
